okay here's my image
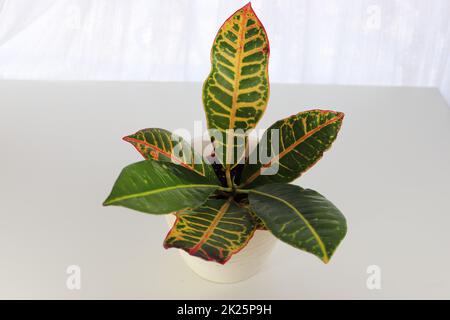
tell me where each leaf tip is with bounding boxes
[241,2,256,15]
[102,197,112,206]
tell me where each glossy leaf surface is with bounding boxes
[123,128,216,180]
[164,198,256,264]
[203,3,269,167]
[242,110,344,187]
[103,160,219,214]
[249,183,346,263]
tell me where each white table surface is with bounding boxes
[0,81,449,299]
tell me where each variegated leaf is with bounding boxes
[247,206,267,230]
[241,110,344,187]
[202,3,269,174]
[164,198,257,264]
[123,128,216,180]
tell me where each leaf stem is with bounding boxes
[216,186,251,194]
[235,189,251,194]
[217,187,251,193]
[225,168,233,189]
[217,186,233,193]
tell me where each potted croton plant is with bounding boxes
[103,3,346,283]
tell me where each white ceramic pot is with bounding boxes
[166,214,277,283]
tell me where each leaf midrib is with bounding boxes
[226,6,249,169]
[189,198,232,256]
[244,113,343,185]
[250,189,329,263]
[229,7,248,132]
[104,184,217,205]
[124,136,206,176]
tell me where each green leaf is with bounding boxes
[123,128,216,181]
[241,110,344,187]
[103,160,219,214]
[202,3,269,174]
[164,198,257,264]
[242,203,267,230]
[249,183,346,263]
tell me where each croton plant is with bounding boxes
[103,3,346,264]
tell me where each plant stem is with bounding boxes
[225,168,233,189]
[235,189,251,194]
[216,186,251,194]
[217,186,233,193]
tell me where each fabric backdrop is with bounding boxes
[0,0,449,104]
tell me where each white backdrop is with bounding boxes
[0,0,449,103]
